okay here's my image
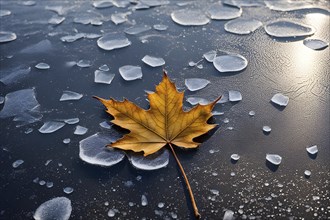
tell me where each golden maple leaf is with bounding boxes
[94,72,220,156]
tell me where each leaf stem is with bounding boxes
[168,143,201,219]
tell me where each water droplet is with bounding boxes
[223,210,234,220]
[141,195,148,206]
[63,138,71,144]
[303,39,329,50]
[213,54,248,72]
[306,145,318,155]
[119,65,142,81]
[231,154,240,161]
[60,91,83,101]
[33,197,72,220]
[263,126,271,133]
[142,55,165,67]
[35,63,50,70]
[265,20,315,38]
[171,9,210,26]
[12,159,24,168]
[271,93,289,107]
[63,187,74,194]
[39,180,46,186]
[185,78,210,91]
[304,170,311,177]
[39,121,65,134]
[266,154,282,165]
[97,33,131,51]
[225,18,262,35]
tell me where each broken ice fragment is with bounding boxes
[12,159,24,168]
[61,34,85,43]
[303,39,329,50]
[46,182,54,188]
[171,10,210,26]
[266,154,282,165]
[33,197,72,220]
[48,16,65,25]
[142,55,165,67]
[223,210,234,220]
[79,133,125,167]
[38,121,65,133]
[64,118,79,124]
[63,187,74,194]
[203,50,217,62]
[97,33,131,51]
[111,12,129,25]
[0,31,17,43]
[304,170,311,177]
[212,111,224,116]
[35,63,50,70]
[207,3,242,20]
[63,138,71,144]
[93,0,113,8]
[141,195,148,206]
[185,78,210,91]
[94,70,115,84]
[271,93,289,107]
[99,64,109,71]
[228,90,242,102]
[0,10,11,17]
[306,145,318,155]
[129,149,169,170]
[153,24,168,31]
[60,91,83,101]
[119,65,142,81]
[77,60,92,68]
[99,121,111,129]
[265,20,315,38]
[225,18,262,35]
[74,125,88,135]
[263,126,271,133]
[213,54,248,72]
[108,209,115,217]
[186,97,210,105]
[124,25,151,35]
[231,154,240,161]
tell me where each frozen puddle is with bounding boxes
[266,154,282,165]
[225,18,262,35]
[124,25,151,35]
[39,121,65,133]
[186,97,210,105]
[142,55,165,67]
[229,90,242,102]
[0,88,42,124]
[303,39,329,50]
[213,54,248,72]
[97,33,131,51]
[207,3,242,20]
[171,10,210,26]
[119,65,142,81]
[0,31,17,43]
[306,145,318,155]
[79,133,125,167]
[35,63,50,70]
[271,93,289,107]
[94,70,115,84]
[185,78,210,91]
[74,125,88,135]
[265,20,315,38]
[128,149,169,170]
[60,91,83,101]
[33,197,72,220]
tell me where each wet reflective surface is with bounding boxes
[0,0,329,219]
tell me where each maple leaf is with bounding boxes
[94,72,220,219]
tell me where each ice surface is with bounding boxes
[266,154,282,165]
[128,149,169,170]
[63,187,74,194]
[223,210,234,220]
[99,64,109,71]
[271,93,289,107]
[60,91,83,101]
[33,197,72,220]
[304,170,311,177]
[231,154,240,161]
[35,63,50,70]
[0,31,17,43]
[79,133,125,167]
[38,121,65,133]
[124,25,151,35]
[141,195,148,206]
[119,65,142,81]
[94,70,115,84]
[265,20,315,38]
[185,78,210,91]
[225,18,262,35]
[153,24,168,31]
[228,90,242,102]
[74,125,88,135]
[0,10,11,17]
[0,66,31,85]
[207,3,242,20]
[20,39,52,54]
[64,118,79,124]
[97,33,131,51]
[12,159,24,168]
[171,10,210,26]
[203,50,217,62]
[48,16,65,25]
[111,12,129,25]
[0,88,41,124]
[263,126,271,133]
[93,0,113,9]
[306,145,318,155]
[77,60,91,68]
[303,39,329,50]
[213,54,248,72]
[142,55,165,67]
[186,97,210,105]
